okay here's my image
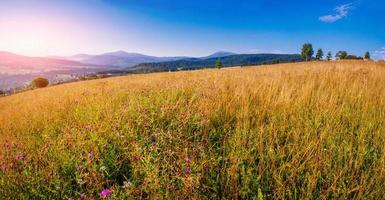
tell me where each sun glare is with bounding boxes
[0,14,79,56]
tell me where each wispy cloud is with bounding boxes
[374,47,385,60]
[248,49,261,53]
[271,50,285,54]
[319,3,354,23]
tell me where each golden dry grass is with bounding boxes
[1,60,385,199]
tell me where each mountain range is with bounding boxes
[0,51,107,74]
[59,51,190,68]
[127,53,302,73]
[0,50,301,90]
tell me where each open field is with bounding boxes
[1,61,385,199]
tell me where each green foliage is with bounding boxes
[345,55,363,60]
[128,54,303,73]
[301,43,314,61]
[32,77,49,88]
[215,59,223,69]
[271,60,280,64]
[316,48,324,60]
[326,51,332,61]
[335,51,348,60]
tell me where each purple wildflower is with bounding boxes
[77,165,82,172]
[80,193,86,199]
[16,152,24,160]
[100,188,111,198]
[184,157,190,164]
[185,167,191,174]
[88,150,94,159]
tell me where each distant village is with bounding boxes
[0,72,116,96]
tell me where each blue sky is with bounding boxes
[0,0,384,59]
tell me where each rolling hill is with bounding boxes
[2,61,385,199]
[127,53,302,73]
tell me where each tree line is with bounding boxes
[301,43,370,61]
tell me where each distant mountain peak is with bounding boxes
[205,51,237,59]
[101,51,149,58]
[102,51,129,57]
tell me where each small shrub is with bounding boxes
[216,59,223,69]
[32,77,49,88]
[272,60,280,64]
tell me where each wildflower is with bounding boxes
[131,156,141,162]
[100,188,111,198]
[77,165,82,172]
[4,142,10,149]
[184,157,190,164]
[16,152,24,160]
[88,150,94,159]
[168,184,175,190]
[85,124,92,130]
[100,166,107,172]
[80,193,86,199]
[122,181,132,189]
[185,167,191,174]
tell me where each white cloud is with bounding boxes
[248,49,261,53]
[271,50,285,54]
[319,3,353,23]
[374,47,385,60]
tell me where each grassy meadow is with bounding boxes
[1,60,385,199]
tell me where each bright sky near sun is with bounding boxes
[0,0,384,59]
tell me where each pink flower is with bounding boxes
[16,152,24,160]
[4,142,10,149]
[85,124,92,130]
[185,167,191,174]
[88,150,94,159]
[100,188,111,198]
[184,157,190,164]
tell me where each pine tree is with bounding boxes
[316,49,324,60]
[326,51,332,61]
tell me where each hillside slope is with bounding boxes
[128,53,302,73]
[1,61,385,199]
